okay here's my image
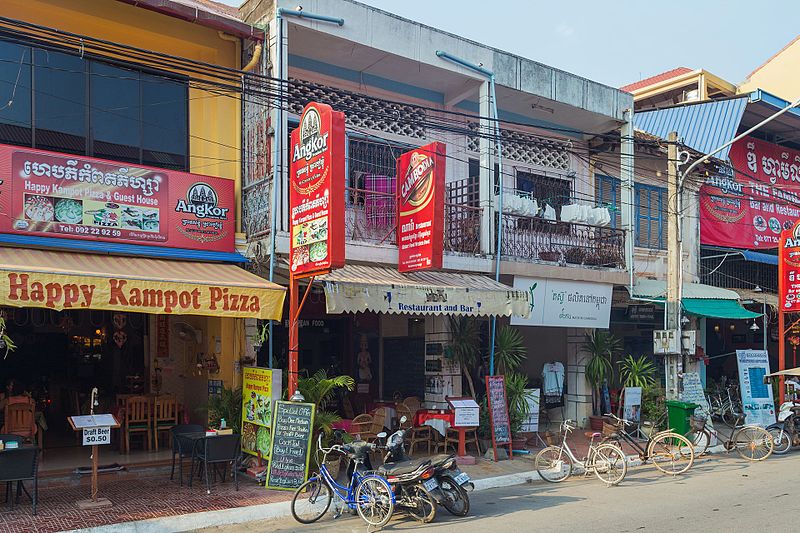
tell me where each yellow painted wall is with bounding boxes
[4,0,244,230]
[739,39,800,100]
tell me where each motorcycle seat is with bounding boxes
[378,459,429,476]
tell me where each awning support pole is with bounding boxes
[288,273,320,397]
[780,309,786,404]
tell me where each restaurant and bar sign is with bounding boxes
[701,136,800,249]
[396,142,445,272]
[0,144,235,252]
[289,102,345,275]
[511,277,613,328]
[0,270,283,319]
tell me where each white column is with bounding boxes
[620,109,635,284]
[565,328,593,426]
[478,80,493,254]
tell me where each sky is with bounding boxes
[218,0,800,90]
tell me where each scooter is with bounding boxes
[381,416,473,517]
[766,401,800,454]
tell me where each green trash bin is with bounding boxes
[665,400,699,435]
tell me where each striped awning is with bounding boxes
[319,264,529,317]
[0,248,285,320]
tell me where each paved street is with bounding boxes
[197,453,797,533]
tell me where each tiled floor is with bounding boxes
[0,466,292,533]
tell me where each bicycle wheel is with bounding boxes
[355,476,394,528]
[535,445,573,483]
[439,478,469,516]
[590,443,627,486]
[734,426,774,461]
[406,484,437,523]
[767,427,792,455]
[291,477,333,524]
[647,432,695,475]
[685,428,711,455]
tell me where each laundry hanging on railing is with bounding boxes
[494,192,539,217]
[560,203,611,227]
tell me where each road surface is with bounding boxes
[197,452,796,532]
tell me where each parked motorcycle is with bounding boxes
[766,401,800,454]
[381,416,473,517]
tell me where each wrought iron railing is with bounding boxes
[345,187,397,244]
[500,214,625,268]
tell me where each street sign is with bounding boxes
[82,426,111,446]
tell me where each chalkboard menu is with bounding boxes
[266,401,316,490]
[486,375,513,461]
[383,337,425,399]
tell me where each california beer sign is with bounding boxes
[289,103,345,275]
[780,220,800,312]
[396,142,445,272]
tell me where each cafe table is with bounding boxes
[414,409,454,437]
[0,444,38,513]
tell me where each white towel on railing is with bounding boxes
[543,203,557,222]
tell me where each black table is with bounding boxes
[0,445,38,514]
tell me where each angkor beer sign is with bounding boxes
[0,144,235,252]
[396,142,445,272]
[289,103,345,274]
[701,136,800,249]
[779,219,800,312]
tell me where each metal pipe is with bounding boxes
[436,49,504,375]
[277,7,344,26]
[268,12,284,367]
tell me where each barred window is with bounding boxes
[516,170,572,217]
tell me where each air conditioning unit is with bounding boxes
[654,330,679,355]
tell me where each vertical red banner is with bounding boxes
[780,220,800,312]
[289,103,346,275]
[396,142,445,272]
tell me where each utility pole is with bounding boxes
[665,131,682,401]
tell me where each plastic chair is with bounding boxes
[170,424,204,485]
[122,396,151,453]
[0,446,38,515]
[189,434,241,494]
[153,396,178,451]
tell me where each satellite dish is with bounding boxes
[171,321,202,344]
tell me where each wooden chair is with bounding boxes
[2,401,40,450]
[398,402,434,456]
[350,414,376,441]
[395,403,413,430]
[369,407,388,441]
[441,427,481,455]
[153,395,178,451]
[122,396,151,453]
[403,397,422,416]
[342,396,355,420]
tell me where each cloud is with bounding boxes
[555,24,575,38]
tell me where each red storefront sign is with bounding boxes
[0,144,235,252]
[701,135,800,249]
[779,220,800,312]
[396,142,445,272]
[289,102,345,275]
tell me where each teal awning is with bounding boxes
[682,298,761,319]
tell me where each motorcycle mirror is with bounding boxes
[400,415,407,424]
[377,431,387,439]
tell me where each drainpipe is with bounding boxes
[436,50,504,376]
[268,8,344,366]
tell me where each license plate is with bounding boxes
[453,472,470,485]
[423,478,439,491]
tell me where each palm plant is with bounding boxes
[504,371,534,434]
[296,369,355,436]
[494,326,526,375]
[206,386,243,432]
[618,354,657,388]
[447,316,481,398]
[581,330,622,416]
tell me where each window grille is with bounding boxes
[466,123,571,170]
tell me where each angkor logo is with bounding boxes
[175,182,229,220]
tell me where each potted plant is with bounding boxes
[581,330,622,430]
[446,316,481,398]
[494,326,526,376]
[0,314,16,359]
[640,384,666,435]
[295,369,355,467]
[206,386,243,432]
[564,247,586,265]
[505,371,534,449]
[538,249,560,262]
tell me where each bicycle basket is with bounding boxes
[689,415,706,431]
[602,422,619,438]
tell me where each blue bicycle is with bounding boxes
[291,434,395,527]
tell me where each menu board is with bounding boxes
[241,367,282,458]
[0,144,236,252]
[265,400,316,490]
[485,375,512,461]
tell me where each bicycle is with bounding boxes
[535,419,627,486]
[602,413,695,475]
[291,435,395,527]
[708,385,743,427]
[685,410,774,461]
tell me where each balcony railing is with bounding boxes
[445,203,481,255]
[345,187,397,245]
[500,214,625,269]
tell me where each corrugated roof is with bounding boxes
[319,264,514,291]
[620,67,693,93]
[633,97,748,160]
[628,280,741,300]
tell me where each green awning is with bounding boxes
[682,298,761,319]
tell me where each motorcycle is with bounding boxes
[766,401,800,454]
[381,416,473,517]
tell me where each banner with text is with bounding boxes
[0,144,235,252]
[396,142,445,272]
[241,367,282,458]
[289,102,345,275]
[510,277,612,328]
[701,135,800,249]
[736,350,776,427]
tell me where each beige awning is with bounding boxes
[319,264,529,318]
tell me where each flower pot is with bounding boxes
[589,415,604,431]
[538,251,560,262]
